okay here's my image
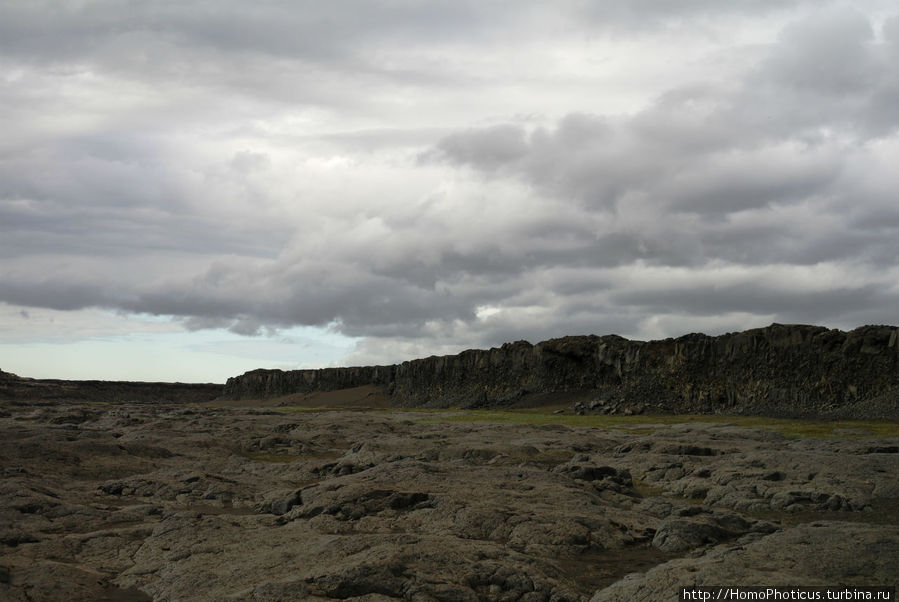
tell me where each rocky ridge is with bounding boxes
[224,324,899,418]
[0,370,222,405]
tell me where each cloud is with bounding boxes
[768,8,877,93]
[431,125,530,171]
[2,1,898,376]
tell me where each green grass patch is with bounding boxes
[268,405,387,414]
[264,405,331,413]
[202,400,899,439]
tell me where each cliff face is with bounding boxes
[222,324,899,418]
[220,365,393,400]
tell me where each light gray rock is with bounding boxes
[591,522,899,601]
[1,403,896,601]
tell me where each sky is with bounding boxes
[2,1,899,383]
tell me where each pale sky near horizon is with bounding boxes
[2,1,899,383]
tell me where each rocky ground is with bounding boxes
[1,401,897,601]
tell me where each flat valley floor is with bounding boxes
[1,401,897,601]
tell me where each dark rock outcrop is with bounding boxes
[223,324,899,418]
[0,370,221,405]
[220,365,393,400]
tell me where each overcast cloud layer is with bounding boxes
[2,1,898,376]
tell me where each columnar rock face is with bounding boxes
[222,324,899,418]
[221,365,394,400]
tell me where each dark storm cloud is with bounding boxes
[126,259,480,338]
[2,0,898,365]
[0,278,124,312]
[611,283,891,324]
[432,125,530,171]
[0,151,291,260]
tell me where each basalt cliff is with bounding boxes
[223,324,899,418]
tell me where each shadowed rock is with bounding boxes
[222,324,899,418]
